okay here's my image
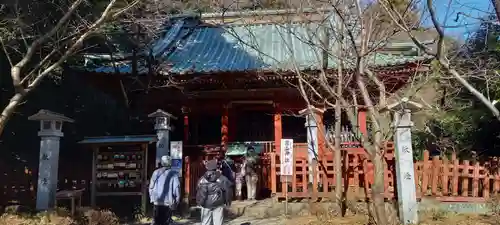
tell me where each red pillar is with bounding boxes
[183,115,189,143]
[273,104,283,192]
[182,107,190,144]
[221,105,229,153]
[274,103,282,153]
[358,108,367,136]
[314,110,326,156]
[228,106,236,142]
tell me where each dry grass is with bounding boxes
[0,209,75,225]
[288,210,497,225]
[283,201,500,225]
[0,208,119,225]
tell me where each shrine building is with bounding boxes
[75,8,432,202]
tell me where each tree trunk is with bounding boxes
[371,148,388,225]
[0,93,25,137]
[334,100,343,212]
[492,0,500,23]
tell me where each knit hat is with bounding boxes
[160,155,172,167]
[205,159,218,171]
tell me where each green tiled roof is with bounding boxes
[84,16,431,75]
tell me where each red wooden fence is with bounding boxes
[269,146,500,202]
[268,142,396,200]
[415,151,500,202]
[6,144,500,207]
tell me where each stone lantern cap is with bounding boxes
[29,110,73,136]
[299,106,325,127]
[148,109,178,120]
[381,97,423,113]
[148,109,177,131]
[28,110,74,122]
[383,98,423,128]
[298,106,325,116]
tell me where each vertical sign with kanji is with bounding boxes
[280,139,294,176]
[36,136,61,210]
[280,139,294,215]
[170,141,183,177]
[394,110,418,225]
[156,130,170,167]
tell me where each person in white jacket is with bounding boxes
[149,156,180,225]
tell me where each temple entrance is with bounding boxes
[234,109,273,142]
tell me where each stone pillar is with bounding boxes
[393,109,418,225]
[299,107,325,184]
[28,110,74,211]
[148,109,177,167]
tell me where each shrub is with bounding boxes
[0,209,75,225]
[80,209,119,225]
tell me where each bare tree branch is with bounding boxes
[0,0,138,137]
[380,0,500,120]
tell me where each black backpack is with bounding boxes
[196,178,225,207]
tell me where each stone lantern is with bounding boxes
[28,109,74,211]
[384,97,423,225]
[299,106,325,185]
[148,109,177,167]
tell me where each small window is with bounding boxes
[157,117,166,126]
[55,121,62,130]
[42,121,51,130]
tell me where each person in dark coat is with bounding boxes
[196,159,233,225]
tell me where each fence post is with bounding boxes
[472,162,480,197]
[322,155,329,193]
[422,151,430,195]
[270,152,277,198]
[442,156,449,196]
[462,160,470,197]
[353,155,360,197]
[384,158,390,199]
[452,153,459,196]
[493,161,500,195]
[496,162,500,195]
[414,159,420,198]
[184,156,191,206]
[302,158,308,194]
[483,168,490,199]
[431,156,440,195]
[312,160,318,201]
[292,154,297,194]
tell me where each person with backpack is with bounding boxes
[196,159,233,225]
[149,155,181,225]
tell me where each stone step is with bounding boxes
[186,200,263,219]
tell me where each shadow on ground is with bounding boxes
[127,201,261,225]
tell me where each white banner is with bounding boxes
[280,139,294,176]
[170,141,183,177]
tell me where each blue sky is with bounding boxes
[424,0,493,39]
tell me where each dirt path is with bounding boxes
[173,216,286,225]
